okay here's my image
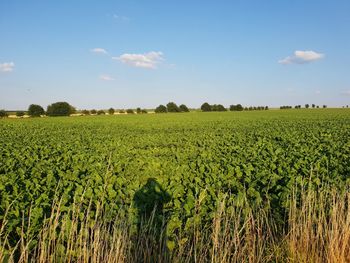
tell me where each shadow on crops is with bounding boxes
[133,178,171,262]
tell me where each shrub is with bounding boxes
[136,107,142,114]
[97,110,105,115]
[90,109,97,115]
[119,110,125,114]
[108,108,115,115]
[155,105,167,113]
[179,104,189,112]
[16,111,25,117]
[141,109,148,114]
[82,110,90,115]
[126,109,134,114]
[166,102,180,112]
[0,109,8,118]
[212,104,227,111]
[201,102,211,112]
[229,104,244,111]
[28,104,45,117]
[47,102,75,117]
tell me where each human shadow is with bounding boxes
[133,178,171,262]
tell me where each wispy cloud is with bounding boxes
[90,48,108,54]
[112,14,130,22]
[99,74,115,81]
[113,51,164,69]
[279,50,324,65]
[341,90,350,96]
[0,62,15,72]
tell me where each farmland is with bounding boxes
[1,109,350,262]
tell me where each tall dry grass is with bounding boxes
[1,186,350,262]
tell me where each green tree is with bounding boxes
[201,102,211,112]
[108,108,115,115]
[46,102,75,116]
[126,109,134,114]
[323,105,327,108]
[82,109,90,115]
[28,104,45,117]
[312,104,315,108]
[90,109,97,114]
[230,104,243,111]
[141,109,148,114]
[16,111,25,117]
[0,110,8,118]
[166,102,180,112]
[119,109,125,114]
[179,104,189,112]
[305,104,309,109]
[97,110,105,115]
[155,105,167,113]
[136,107,142,114]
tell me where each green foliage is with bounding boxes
[90,109,97,114]
[136,107,142,114]
[230,104,243,111]
[119,109,125,114]
[0,109,8,118]
[82,109,90,115]
[108,108,115,115]
[126,109,134,114]
[0,109,349,255]
[46,102,75,116]
[16,111,25,117]
[97,110,105,115]
[28,104,45,117]
[179,104,189,112]
[200,102,211,112]
[166,102,180,113]
[155,105,167,113]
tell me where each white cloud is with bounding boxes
[90,48,108,54]
[279,50,324,65]
[341,90,350,96]
[113,51,164,69]
[0,62,15,72]
[99,74,115,81]
[113,14,130,22]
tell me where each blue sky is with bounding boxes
[1,0,350,110]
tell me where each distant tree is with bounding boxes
[155,105,167,113]
[305,104,309,109]
[316,105,319,109]
[211,104,226,111]
[0,110,8,118]
[347,105,349,108]
[46,102,75,117]
[97,110,105,115]
[141,109,148,114]
[179,104,189,112]
[16,111,25,117]
[312,104,315,108]
[90,109,97,115]
[136,107,142,114]
[126,109,134,114]
[249,106,253,111]
[230,104,243,111]
[201,102,212,112]
[82,109,90,115]
[323,105,327,108]
[166,102,180,112]
[28,104,45,117]
[119,110,125,114]
[108,108,115,115]
[265,106,269,110]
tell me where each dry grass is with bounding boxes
[1,186,350,263]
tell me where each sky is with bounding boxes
[1,0,350,110]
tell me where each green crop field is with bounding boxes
[1,109,350,262]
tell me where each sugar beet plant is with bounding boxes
[0,110,350,261]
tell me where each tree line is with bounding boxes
[280,104,327,109]
[200,103,269,112]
